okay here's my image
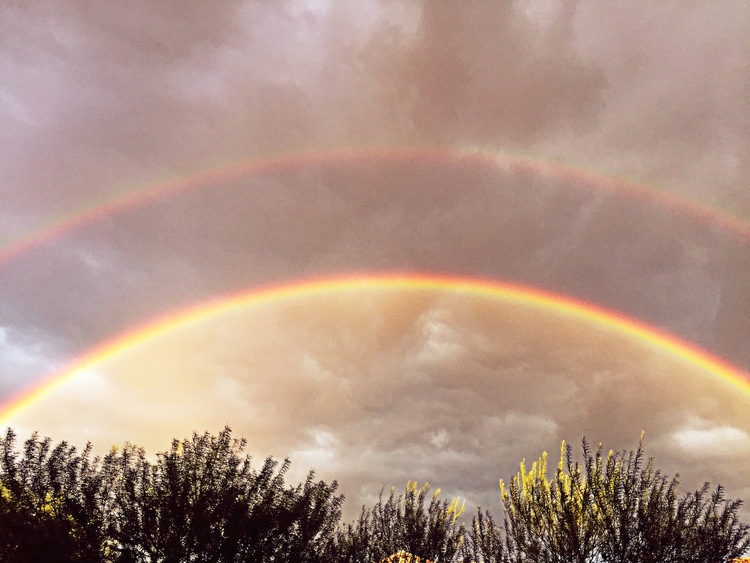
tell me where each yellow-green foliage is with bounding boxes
[500,440,604,561]
[405,480,466,527]
[497,434,750,563]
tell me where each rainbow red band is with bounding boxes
[2,273,748,425]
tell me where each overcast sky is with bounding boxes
[2,1,750,522]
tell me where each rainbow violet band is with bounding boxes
[1,146,749,267]
[1,273,749,425]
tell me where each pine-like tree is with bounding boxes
[328,481,465,562]
[498,436,750,563]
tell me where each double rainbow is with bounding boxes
[1,146,749,422]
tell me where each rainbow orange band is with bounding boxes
[2,273,748,425]
[2,146,749,267]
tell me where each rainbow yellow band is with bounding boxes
[1,273,748,425]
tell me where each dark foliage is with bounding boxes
[0,427,343,562]
[328,481,465,562]
[460,508,507,563]
[0,428,106,562]
[497,436,750,563]
[0,428,748,562]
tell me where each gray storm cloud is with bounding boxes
[1,0,750,524]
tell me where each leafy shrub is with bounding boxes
[1,428,748,562]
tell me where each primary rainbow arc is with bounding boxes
[1,273,748,425]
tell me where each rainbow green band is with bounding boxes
[2,273,748,425]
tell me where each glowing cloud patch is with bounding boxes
[673,423,750,458]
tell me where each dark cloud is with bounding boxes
[714,242,750,367]
[363,1,606,144]
[571,1,750,203]
[1,0,750,528]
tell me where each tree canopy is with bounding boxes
[494,436,750,563]
[0,427,747,562]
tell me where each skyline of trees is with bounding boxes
[0,426,747,562]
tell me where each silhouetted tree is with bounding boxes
[0,428,106,562]
[2,428,748,562]
[102,427,343,562]
[499,436,750,563]
[460,508,507,563]
[328,481,465,562]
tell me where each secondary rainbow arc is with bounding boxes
[2,146,749,268]
[1,273,749,426]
